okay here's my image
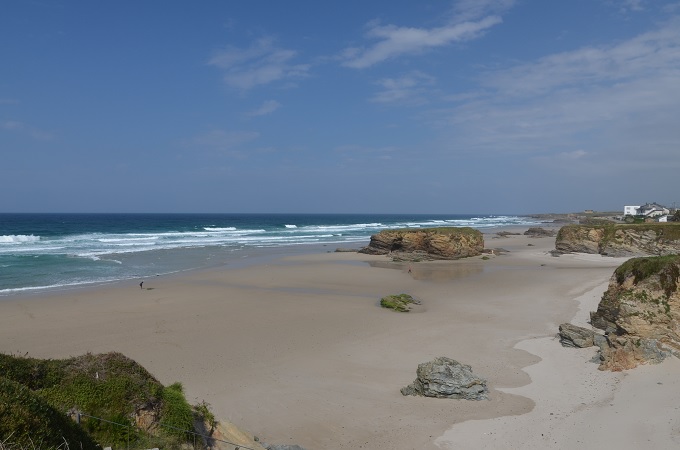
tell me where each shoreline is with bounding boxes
[2,229,673,448]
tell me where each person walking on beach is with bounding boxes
[139,281,144,290]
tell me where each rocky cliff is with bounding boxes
[555,223,680,257]
[358,227,484,261]
[589,256,680,370]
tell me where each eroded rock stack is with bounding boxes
[589,256,680,370]
[554,224,680,257]
[359,227,484,261]
[560,256,680,371]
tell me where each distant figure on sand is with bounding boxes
[140,281,144,290]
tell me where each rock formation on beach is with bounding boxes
[523,227,557,237]
[359,227,484,261]
[589,256,680,370]
[401,357,489,400]
[558,323,603,349]
[554,223,680,257]
[559,255,680,371]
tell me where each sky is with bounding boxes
[1,0,679,214]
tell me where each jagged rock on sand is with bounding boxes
[401,357,488,400]
[558,323,600,348]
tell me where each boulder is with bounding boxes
[589,256,680,370]
[401,357,488,400]
[558,323,599,348]
[359,227,484,261]
[555,223,680,257]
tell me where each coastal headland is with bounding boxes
[1,228,679,449]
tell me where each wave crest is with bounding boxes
[0,234,41,244]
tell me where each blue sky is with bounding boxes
[2,0,679,214]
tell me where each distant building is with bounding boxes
[639,202,670,218]
[624,203,670,218]
[624,205,640,216]
[659,215,669,223]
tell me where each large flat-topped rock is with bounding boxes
[358,227,484,261]
[555,223,680,257]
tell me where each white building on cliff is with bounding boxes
[624,203,670,218]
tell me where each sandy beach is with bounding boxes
[1,232,679,449]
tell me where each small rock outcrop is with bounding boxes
[555,223,680,257]
[588,256,680,370]
[558,323,598,348]
[496,231,521,237]
[524,227,556,237]
[401,357,488,400]
[359,227,484,261]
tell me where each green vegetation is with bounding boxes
[0,352,214,449]
[0,377,98,449]
[614,255,680,298]
[159,382,194,438]
[380,293,417,312]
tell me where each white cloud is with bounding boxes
[433,18,680,174]
[339,1,516,70]
[2,120,54,140]
[334,144,398,164]
[341,15,502,69]
[450,0,516,22]
[209,37,310,90]
[557,150,588,160]
[2,120,23,130]
[245,100,281,117]
[371,71,435,103]
[482,23,680,96]
[620,0,645,12]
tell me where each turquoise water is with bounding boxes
[0,213,540,295]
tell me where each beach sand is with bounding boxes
[1,233,679,449]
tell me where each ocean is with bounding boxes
[0,213,541,296]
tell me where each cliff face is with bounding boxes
[555,224,680,257]
[590,256,680,370]
[359,227,484,260]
